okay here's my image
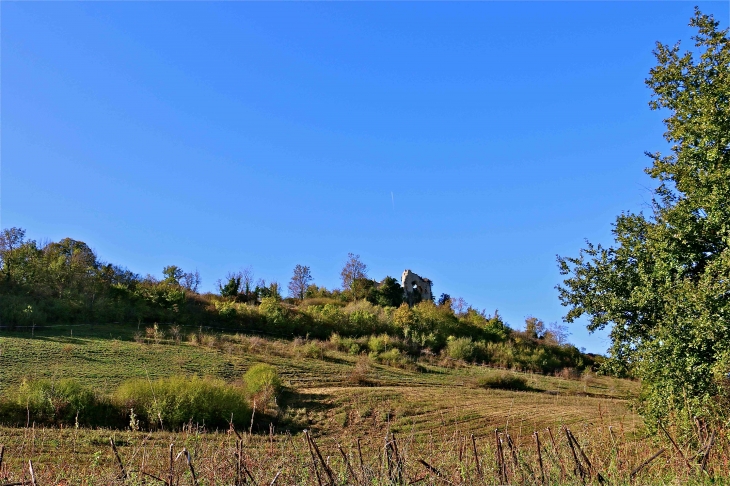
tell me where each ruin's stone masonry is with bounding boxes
[401,269,433,305]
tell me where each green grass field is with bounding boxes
[0,324,638,436]
[3,324,723,485]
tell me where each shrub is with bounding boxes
[9,379,108,426]
[114,376,249,430]
[475,373,530,391]
[329,333,365,354]
[367,334,402,354]
[306,304,347,334]
[371,348,418,370]
[348,354,372,385]
[215,301,238,319]
[444,337,476,361]
[297,341,324,359]
[243,364,282,397]
[302,297,345,308]
[259,297,289,330]
[484,342,517,369]
[349,309,378,334]
[200,333,220,348]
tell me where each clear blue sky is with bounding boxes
[2,2,728,353]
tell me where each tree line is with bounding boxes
[0,228,592,374]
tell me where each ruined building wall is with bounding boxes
[401,269,433,305]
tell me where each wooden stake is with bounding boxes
[547,427,567,480]
[567,428,606,484]
[143,471,167,483]
[28,460,38,486]
[235,439,243,486]
[658,422,692,472]
[110,437,127,480]
[168,443,175,486]
[309,432,335,485]
[698,431,716,472]
[630,448,665,480]
[471,434,482,478]
[505,433,524,483]
[418,459,456,486]
[305,431,323,486]
[338,443,360,486]
[564,428,586,485]
[357,437,365,483]
[534,432,545,485]
[182,448,198,486]
[392,432,403,483]
[385,439,394,483]
[495,430,507,484]
[242,462,257,486]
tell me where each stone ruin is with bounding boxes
[402,269,433,305]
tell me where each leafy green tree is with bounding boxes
[162,265,200,292]
[0,227,27,283]
[255,279,282,301]
[371,276,404,308]
[557,10,729,430]
[219,273,242,298]
[460,309,510,343]
[524,316,546,339]
[392,303,416,335]
[162,265,185,286]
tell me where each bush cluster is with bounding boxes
[475,373,530,391]
[0,366,283,430]
[114,376,250,430]
[0,378,117,427]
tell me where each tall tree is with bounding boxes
[524,316,546,339]
[162,266,200,292]
[0,227,28,283]
[340,253,368,300]
[219,272,242,298]
[372,276,404,308]
[288,264,312,300]
[241,266,255,295]
[557,10,729,430]
[180,269,201,292]
[162,265,185,286]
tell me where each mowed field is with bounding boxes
[0,324,666,485]
[0,324,638,436]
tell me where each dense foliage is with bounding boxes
[0,226,594,374]
[557,10,729,431]
[0,375,254,430]
[114,376,249,430]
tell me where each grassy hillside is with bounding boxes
[0,324,637,435]
[3,325,728,485]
